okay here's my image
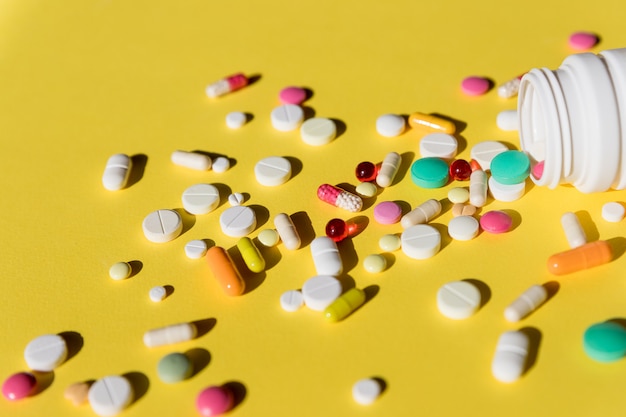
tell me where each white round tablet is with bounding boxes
[149,286,167,302]
[352,378,382,405]
[142,209,183,243]
[437,280,481,319]
[228,192,245,206]
[211,156,230,173]
[419,132,458,159]
[301,275,342,311]
[300,117,336,146]
[602,202,625,222]
[219,205,256,237]
[271,104,304,131]
[447,215,479,241]
[280,290,304,312]
[254,156,292,186]
[400,224,441,260]
[225,111,246,129]
[24,334,68,372]
[181,184,220,215]
[88,375,133,417]
[488,176,526,202]
[470,141,508,171]
[185,239,208,259]
[376,114,405,137]
[496,109,519,131]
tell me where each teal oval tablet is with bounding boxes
[157,352,193,383]
[583,321,626,362]
[410,157,449,188]
[490,150,530,185]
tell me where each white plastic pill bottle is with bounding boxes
[517,48,626,193]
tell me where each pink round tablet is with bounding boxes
[2,372,36,401]
[480,210,513,234]
[196,385,233,416]
[461,76,491,96]
[568,32,599,50]
[278,86,307,105]
[373,201,402,225]
[532,160,545,179]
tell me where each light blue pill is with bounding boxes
[490,150,530,185]
[583,321,626,362]
[410,157,449,188]
[157,352,193,383]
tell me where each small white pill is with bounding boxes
[602,202,625,222]
[181,184,220,215]
[171,150,212,170]
[352,378,382,405]
[219,205,256,237]
[211,156,230,173]
[149,286,167,302]
[24,334,68,372]
[469,170,488,207]
[419,133,458,159]
[258,229,280,247]
[228,193,245,206]
[225,111,246,129]
[401,224,441,260]
[300,117,336,146]
[504,284,548,322]
[185,239,208,259]
[496,109,519,131]
[376,114,405,137]
[143,322,197,348]
[400,199,441,228]
[437,281,481,319]
[280,290,304,312]
[447,215,479,241]
[88,376,133,417]
[255,156,292,186]
[142,209,183,243]
[301,275,342,311]
[376,151,401,188]
[488,176,525,202]
[310,236,343,276]
[274,213,301,250]
[492,330,529,383]
[102,153,132,191]
[470,141,508,171]
[560,212,587,248]
[271,104,304,131]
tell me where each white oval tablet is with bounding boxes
[310,236,343,276]
[470,141,508,171]
[491,330,529,383]
[102,153,132,191]
[447,215,479,241]
[182,184,220,215]
[496,109,519,131]
[376,114,405,137]
[143,209,183,243]
[280,290,304,312]
[352,378,382,405]
[437,281,481,319]
[300,117,336,146]
[488,176,526,202]
[185,239,208,259]
[211,156,230,173]
[602,202,625,222]
[255,156,292,186]
[419,133,458,159]
[149,286,167,302]
[88,375,133,417]
[24,334,68,372]
[171,150,212,170]
[274,213,300,250]
[301,275,342,311]
[400,224,441,259]
[219,205,256,237]
[226,111,246,129]
[271,104,304,131]
[228,192,245,206]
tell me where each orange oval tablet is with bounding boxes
[547,240,612,275]
[206,246,245,296]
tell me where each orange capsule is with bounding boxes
[408,112,456,134]
[206,246,245,296]
[547,240,612,275]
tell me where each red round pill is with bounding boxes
[355,161,378,182]
[325,218,349,242]
[196,385,234,416]
[449,159,472,181]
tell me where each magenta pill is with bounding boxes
[461,76,491,96]
[373,201,402,225]
[532,160,545,179]
[2,372,36,401]
[568,32,599,50]
[355,161,378,182]
[449,159,472,181]
[278,86,307,105]
[480,210,513,234]
[196,385,234,416]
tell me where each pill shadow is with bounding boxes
[394,151,415,186]
[291,211,315,248]
[255,238,281,270]
[607,317,626,328]
[607,236,626,261]
[247,74,262,87]
[430,113,467,135]
[347,215,369,238]
[372,376,388,397]
[394,200,412,217]
[336,274,357,292]
[453,134,468,156]
[192,318,217,338]
[462,279,491,309]
[330,118,347,140]
[223,381,247,410]
[163,285,175,298]
[173,208,196,236]
[30,371,55,396]
[439,197,454,216]
[575,210,599,242]
[58,331,84,363]
[213,183,233,207]
[363,285,380,303]
[128,260,143,278]
[337,238,359,274]
[126,154,148,189]
[185,348,211,378]
[518,327,542,377]
[381,252,396,270]
[431,222,452,252]
[284,156,303,180]
[249,204,270,230]
[302,87,314,102]
[122,372,149,406]
[500,209,522,232]
[243,113,254,124]
[542,280,560,301]
[302,106,316,120]
[228,246,265,294]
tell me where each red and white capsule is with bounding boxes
[205,73,249,98]
[317,184,363,212]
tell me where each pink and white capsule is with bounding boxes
[317,184,363,212]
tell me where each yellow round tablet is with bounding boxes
[378,234,401,252]
[363,254,387,273]
[109,262,132,280]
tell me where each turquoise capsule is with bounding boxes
[236,237,266,273]
[324,288,366,322]
[583,321,626,362]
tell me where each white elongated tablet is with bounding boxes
[504,284,548,322]
[400,224,441,259]
[437,281,481,319]
[254,156,292,186]
[376,114,405,137]
[469,170,488,207]
[447,215,479,241]
[219,205,256,237]
[301,275,342,311]
[352,378,382,405]
[271,104,304,131]
[280,290,304,312]
[488,176,525,202]
[171,150,212,170]
[225,111,246,129]
[181,184,220,215]
[88,376,133,417]
[142,209,183,243]
[376,151,401,188]
[560,212,586,248]
[274,213,300,250]
[300,117,336,146]
[102,153,132,191]
[184,239,208,259]
[310,236,343,276]
[143,322,197,347]
[24,334,68,372]
[470,141,508,171]
[211,156,230,173]
[491,330,529,383]
[400,199,442,228]
[496,109,519,131]
[419,133,458,159]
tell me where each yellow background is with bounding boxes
[2,1,626,416]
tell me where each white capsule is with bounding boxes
[171,150,212,170]
[560,212,587,248]
[469,170,488,207]
[400,199,442,228]
[504,285,548,322]
[102,153,132,191]
[491,330,529,383]
[376,151,401,188]
[496,110,519,131]
[143,322,197,348]
[274,213,301,250]
[310,236,343,276]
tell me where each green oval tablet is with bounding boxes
[410,157,449,188]
[583,321,626,362]
[157,352,193,383]
[490,150,530,185]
